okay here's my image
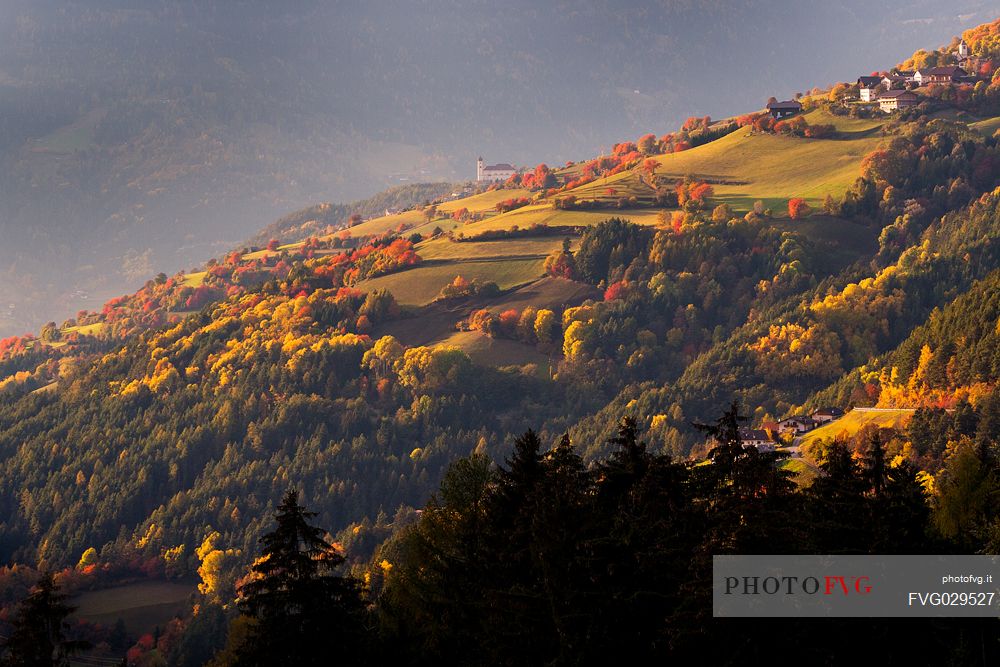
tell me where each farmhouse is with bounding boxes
[739,428,776,452]
[777,416,818,435]
[881,73,911,90]
[878,89,919,113]
[811,407,845,424]
[766,99,802,118]
[857,76,882,102]
[477,157,517,182]
[912,66,967,86]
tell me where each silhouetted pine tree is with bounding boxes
[230,490,366,666]
[528,435,592,663]
[375,455,495,664]
[586,417,697,663]
[0,572,90,667]
[807,442,871,552]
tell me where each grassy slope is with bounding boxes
[82,108,883,367]
[181,272,207,287]
[416,237,571,261]
[373,276,597,355]
[360,258,546,306]
[64,322,105,336]
[321,112,881,363]
[797,408,915,448]
[641,110,884,212]
[341,209,428,238]
[562,171,655,202]
[464,204,662,232]
[341,109,880,248]
[73,581,194,635]
[343,189,535,239]
[970,115,1000,137]
[779,457,821,486]
[434,330,553,372]
[436,188,533,213]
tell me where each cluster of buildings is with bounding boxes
[735,407,846,452]
[855,39,985,113]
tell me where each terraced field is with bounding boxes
[560,171,656,203]
[464,204,662,232]
[416,236,570,261]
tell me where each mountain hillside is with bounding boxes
[2,18,1000,658]
[0,1,992,336]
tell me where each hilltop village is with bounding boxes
[484,39,991,184]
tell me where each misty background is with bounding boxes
[0,0,991,336]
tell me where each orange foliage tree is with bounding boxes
[788,198,812,219]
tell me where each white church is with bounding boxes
[477,157,517,182]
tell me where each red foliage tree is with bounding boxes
[498,309,520,337]
[604,280,630,301]
[788,198,812,219]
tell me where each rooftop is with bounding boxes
[766,100,802,110]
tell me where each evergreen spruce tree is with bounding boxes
[807,442,871,552]
[530,434,592,663]
[231,490,366,666]
[0,573,90,667]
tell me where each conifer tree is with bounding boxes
[231,490,365,666]
[0,573,90,667]
[807,441,870,552]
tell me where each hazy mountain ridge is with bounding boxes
[0,0,991,335]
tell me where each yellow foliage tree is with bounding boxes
[77,547,98,570]
[196,531,240,604]
[748,322,843,382]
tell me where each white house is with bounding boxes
[777,416,818,435]
[477,157,517,182]
[739,428,776,452]
[878,89,919,112]
[811,407,845,424]
[857,76,881,102]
